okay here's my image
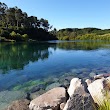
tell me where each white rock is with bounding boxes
[106,76,110,82]
[94,74,104,80]
[68,78,86,97]
[88,78,106,105]
[63,99,70,110]
[85,79,92,86]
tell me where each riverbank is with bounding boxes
[4,73,110,110]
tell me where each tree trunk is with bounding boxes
[17,20,19,29]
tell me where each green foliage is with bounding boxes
[95,92,110,110]
[0,30,9,38]
[94,88,110,110]
[0,2,57,42]
[22,34,28,41]
[97,100,110,110]
[57,28,110,41]
[10,31,16,37]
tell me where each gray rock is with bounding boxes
[64,94,95,110]
[30,89,45,100]
[29,87,67,110]
[0,102,10,110]
[71,69,80,74]
[46,82,61,91]
[60,103,65,110]
[0,90,26,110]
[6,99,30,110]
[89,72,96,78]
[30,84,45,93]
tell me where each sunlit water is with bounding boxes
[1,40,110,109]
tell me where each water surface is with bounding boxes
[1,40,110,109]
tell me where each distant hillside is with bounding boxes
[57,28,110,40]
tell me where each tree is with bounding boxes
[6,8,16,27]
[15,7,23,29]
[40,18,50,31]
[0,2,8,27]
[28,16,38,28]
[0,2,7,16]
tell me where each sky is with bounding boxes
[1,0,110,29]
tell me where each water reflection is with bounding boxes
[0,43,55,74]
[57,40,110,50]
[0,41,110,74]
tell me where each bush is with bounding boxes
[10,31,16,37]
[22,34,28,41]
[10,31,22,41]
[1,30,10,38]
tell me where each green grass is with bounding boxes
[97,79,110,110]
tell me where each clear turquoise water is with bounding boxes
[1,40,110,109]
[0,40,110,92]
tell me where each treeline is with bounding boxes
[0,2,57,42]
[57,28,110,40]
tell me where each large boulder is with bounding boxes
[63,93,95,110]
[6,99,30,110]
[88,78,110,105]
[93,73,110,80]
[68,78,86,97]
[64,78,95,110]
[85,79,92,86]
[29,87,67,110]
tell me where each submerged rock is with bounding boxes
[45,82,61,91]
[89,72,96,78]
[30,89,45,100]
[6,99,30,110]
[30,84,45,93]
[0,90,26,110]
[29,87,67,110]
[0,102,10,110]
[71,69,80,74]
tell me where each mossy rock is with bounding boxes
[12,80,46,91]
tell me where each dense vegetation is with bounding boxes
[0,2,57,42]
[1,2,110,42]
[57,28,110,40]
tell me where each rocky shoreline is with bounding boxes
[4,73,110,110]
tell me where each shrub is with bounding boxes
[1,30,10,38]
[10,31,22,41]
[10,31,16,37]
[22,34,28,41]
